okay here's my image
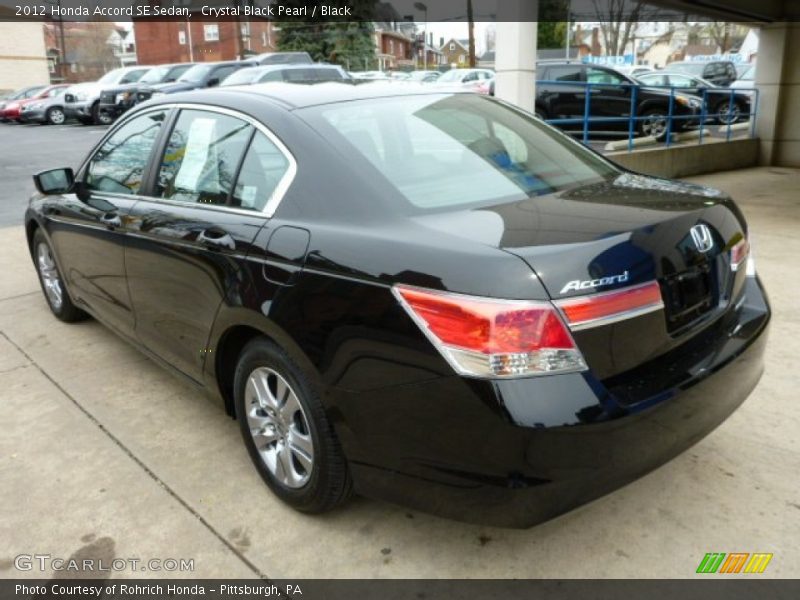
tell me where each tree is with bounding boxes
[537,22,567,49]
[275,0,377,70]
[591,0,657,56]
[704,22,748,53]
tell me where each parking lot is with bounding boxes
[0,119,799,578]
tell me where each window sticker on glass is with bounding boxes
[239,185,258,208]
[174,117,216,192]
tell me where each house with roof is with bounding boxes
[441,38,470,67]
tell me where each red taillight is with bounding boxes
[731,237,750,271]
[555,281,664,330]
[393,285,586,378]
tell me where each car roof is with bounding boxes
[159,82,466,110]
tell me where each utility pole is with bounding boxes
[467,0,476,67]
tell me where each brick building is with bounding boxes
[374,28,414,70]
[43,21,122,83]
[134,20,278,64]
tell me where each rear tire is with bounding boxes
[46,107,66,125]
[32,229,87,322]
[234,337,352,513]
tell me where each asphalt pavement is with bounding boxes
[0,121,106,227]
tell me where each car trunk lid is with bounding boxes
[414,173,749,379]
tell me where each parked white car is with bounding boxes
[432,68,494,90]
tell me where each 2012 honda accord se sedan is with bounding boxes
[25,83,770,527]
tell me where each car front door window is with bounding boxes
[86,110,167,195]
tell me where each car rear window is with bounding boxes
[300,94,617,212]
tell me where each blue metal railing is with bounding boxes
[533,80,759,152]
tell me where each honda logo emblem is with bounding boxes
[690,224,714,253]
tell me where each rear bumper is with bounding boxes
[339,276,770,527]
[64,100,93,120]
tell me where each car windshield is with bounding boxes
[669,63,706,76]
[302,94,618,213]
[98,68,126,83]
[139,66,170,84]
[179,64,213,83]
[436,70,467,83]
[222,68,260,86]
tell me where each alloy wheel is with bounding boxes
[642,113,667,138]
[36,242,63,310]
[718,101,741,124]
[49,108,65,125]
[244,367,314,489]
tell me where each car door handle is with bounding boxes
[197,228,235,251]
[100,212,121,228]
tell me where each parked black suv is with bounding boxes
[99,63,195,122]
[134,60,257,103]
[667,61,738,87]
[536,61,703,140]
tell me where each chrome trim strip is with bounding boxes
[554,280,665,331]
[78,102,298,220]
[47,215,108,232]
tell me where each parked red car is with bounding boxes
[0,85,68,122]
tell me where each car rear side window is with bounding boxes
[315,68,344,82]
[231,132,290,211]
[156,109,253,206]
[546,66,583,81]
[283,68,318,82]
[86,110,167,195]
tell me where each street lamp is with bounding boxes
[414,2,428,70]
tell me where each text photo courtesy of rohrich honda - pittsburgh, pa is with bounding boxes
[0,0,799,598]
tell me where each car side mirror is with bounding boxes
[33,168,74,195]
[207,77,220,87]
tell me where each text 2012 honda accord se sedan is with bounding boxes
[25,84,769,527]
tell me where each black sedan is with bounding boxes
[25,84,770,527]
[636,71,752,124]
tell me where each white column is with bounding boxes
[754,22,800,166]
[494,1,538,113]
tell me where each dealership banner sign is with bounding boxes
[4,579,800,599]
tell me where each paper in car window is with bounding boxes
[239,185,258,208]
[174,118,215,191]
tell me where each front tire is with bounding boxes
[32,229,87,322]
[91,102,113,126]
[639,108,669,141]
[234,338,352,513]
[715,99,742,124]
